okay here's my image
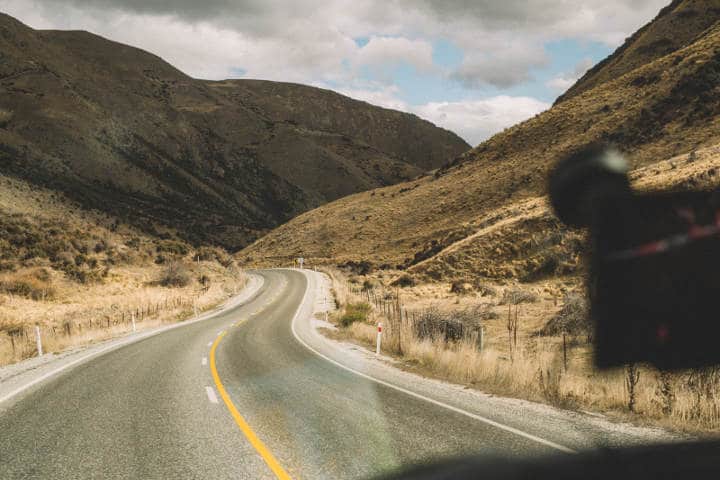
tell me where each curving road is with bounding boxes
[0,270,630,479]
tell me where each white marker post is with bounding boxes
[35,325,43,357]
[297,257,304,269]
[376,322,383,355]
[131,312,137,333]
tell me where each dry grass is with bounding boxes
[241,24,720,272]
[0,261,246,365]
[0,176,246,366]
[326,269,720,434]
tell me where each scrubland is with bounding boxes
[0,176,244,366]
[325,265,720,434]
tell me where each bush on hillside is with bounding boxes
[391,274,416,288]
[499,288,538,305]
[0,269,55,300]
[159,261,191,287]
[538,293,590,337]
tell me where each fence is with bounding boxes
[347,281,485,353]
[1,294,201,362]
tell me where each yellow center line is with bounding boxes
[210,330,293,480]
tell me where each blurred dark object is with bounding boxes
[549,144,720,370]
[376,441,720,479]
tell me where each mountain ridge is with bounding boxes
[241,2,720,281]
[0,12,469,250]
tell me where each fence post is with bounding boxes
[376,322,383,355]
[35,325,43,357]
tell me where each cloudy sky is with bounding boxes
[4,0,669,145]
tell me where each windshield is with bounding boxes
[1,1,719,478]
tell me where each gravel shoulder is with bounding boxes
[293,269,686,452]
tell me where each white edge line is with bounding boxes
[0,274,265,407]
[286,268,577,455]
[205,386,219,404]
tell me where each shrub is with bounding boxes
[499,288,538,305]
[0,108,12,128]
[156,239,190,257]
[539,293,589,337]
[474,283,497,297]
[61,263,108,284]
[339,302,371,327]
[0,269,55,300]
[159,262,191,287]
[391,274,416,288]
[449,280,472,294]
[195,246,234,267]
[341,260,372,275]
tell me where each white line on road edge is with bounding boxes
[205,386,219,404]
[202,357,208,366]
[288,269,576,455]
[0,274,266,407]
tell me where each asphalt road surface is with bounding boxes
[0,270,568,479]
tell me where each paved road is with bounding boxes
[0,270,561,479]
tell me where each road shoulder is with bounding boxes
[290,268,684,452]
[0,273,265,409]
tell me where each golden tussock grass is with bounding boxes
[0,176,246,366]
[327,267,720,434]
[0,262,246,365]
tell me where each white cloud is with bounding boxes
[412,96,550,146]
[2,0,666,143]
[5,0,670,86]
[335,83,550,146]
[332,84,409,111]
[450,42,549,89]
[355,36,435,73]
[546,57,594,92]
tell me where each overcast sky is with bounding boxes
[4,0,670,145]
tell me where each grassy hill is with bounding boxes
[557,0,720,103]
[0,13,469,251]
[241,1,720,281]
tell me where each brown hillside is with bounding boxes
[0,13,469,250]
[241,12,720,276]
[557,0,720,103]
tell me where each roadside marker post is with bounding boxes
[35,325,43,357]
[376,322,383,355]
[194,302,198,318]
[131,312,137,333]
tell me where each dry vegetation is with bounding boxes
[241,9,720,434]
[241,18,720,270]
[0,176,245,366]
[323,262,720,434]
